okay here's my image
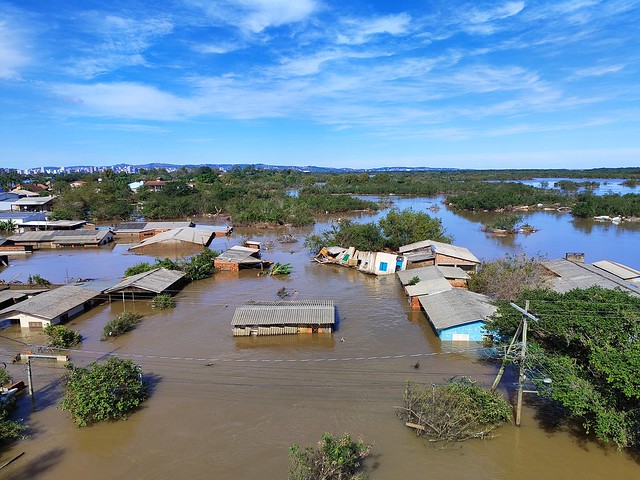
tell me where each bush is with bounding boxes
[124,262,155,277]
[151,294,175,310]
[0,368,11,386]
[102,312,143,340]
[44,325,82,348]
[407,276,420,286]
[397,380,511,442]
[483,214,523,233]
[468,254,548,301]
[60,357,148,427]
[289,433,371,480]
[27,274,51,286]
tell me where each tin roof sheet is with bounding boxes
[418,289,496,330]
[128,227,214,250]
[0,284,100,320]
[592,260,640,281]
[104,268,186,294]
[232,300,335,327]
[543,259,640,296]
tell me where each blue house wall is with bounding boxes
[437,321,487,342]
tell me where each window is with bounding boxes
[379,262,388,272]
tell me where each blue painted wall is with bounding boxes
[437,321,487,342]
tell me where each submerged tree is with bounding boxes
[397,380,511,443]
[61,358,148,427]
[289,433,371,480]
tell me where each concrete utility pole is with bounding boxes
[491,301,539,426]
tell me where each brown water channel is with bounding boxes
[0,200,639,479]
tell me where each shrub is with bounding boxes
[124,262,155,277]
[44,325,81,348]
[102,312,142,340]
[60,357,148,427]
[0,368,11,386]
[151,294,175,310]
[397,380,511,442]
[289,433,371,480]
[407,276,420,286]
[27,274,51,286]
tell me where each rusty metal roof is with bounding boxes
[232,300,335,327]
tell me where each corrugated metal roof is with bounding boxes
[21,220,87,228]
[543,259,640,296]
[418,289,496,330]
[216,245,262,263]
[128,228,214,250]
[437,266,470,280]
[232,300,335,327]
[592,260,640,281]
[0,290,27,305]
[12,196,54,205]
[399,240,479,263]
[398,266,443,285]
[8,229,111,244]
[104,268,186,294]
[398,266,453,296]
[403,251,435,263]
[145,221,194,229]
[0,284,100,320]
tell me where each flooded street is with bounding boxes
[1,200,639,479]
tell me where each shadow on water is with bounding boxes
[2,447,66,480]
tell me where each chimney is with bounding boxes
[565,252,585,263]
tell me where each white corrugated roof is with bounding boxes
[399,240,479,263]
[418,289,496,330]
[128,228,214,250]
[232,300,335,327]
[104,268,186,294]
[592,260,640,280]
[0,284,100,321]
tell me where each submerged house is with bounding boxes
[104,268,187,301]
[399,240,480,272]
[0,283,103,329]
[214,245,270,271]
[232,300,335,336]
[114,221,195,241]
[6,229,114,249]
[418,289,496,342]
[128,227,215,251]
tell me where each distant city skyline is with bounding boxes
[1,1,639,170]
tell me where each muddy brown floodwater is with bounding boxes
[1,205,639,479]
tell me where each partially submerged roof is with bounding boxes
[232,300,335,327]
[418,289,496,330]
[398,266,453,296]
[104,268,186,294]
[437,266,471,280]
[128,227,214,250]
[216,245,262,264]
[115,221,194,233]
[399,240,479,263]
[8,229,112,245]
[543,259,640,296]
[592,260,640,281]
[0,284,100,321]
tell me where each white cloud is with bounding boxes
[0,15,31,79]
[574,64,624,77]
[336,13,412,45]
[66,14,173,78]
[193,42,244,55]
[185,0,319,33]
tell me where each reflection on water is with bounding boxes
[0,198,639,479]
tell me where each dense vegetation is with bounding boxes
[305,208,451,252]
[397,380,511,442]
[4,167,640,224]
[288,433,371,480]
[482,214,524,233]
[572,193,640,217]
[151,294,176,310]
[486,287,640,449]
[60,358,148,427]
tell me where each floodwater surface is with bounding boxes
[0,200,639,479]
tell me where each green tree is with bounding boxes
[486,287,640,448]
[102,312,143,339]
[378,208,452,250]
[468,254,548,301]
[60,358,148,427]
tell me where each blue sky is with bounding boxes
[1,0,639,170]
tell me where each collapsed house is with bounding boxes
[128,227,216,251]
[231,300,335,336]
[314,246,407,275]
